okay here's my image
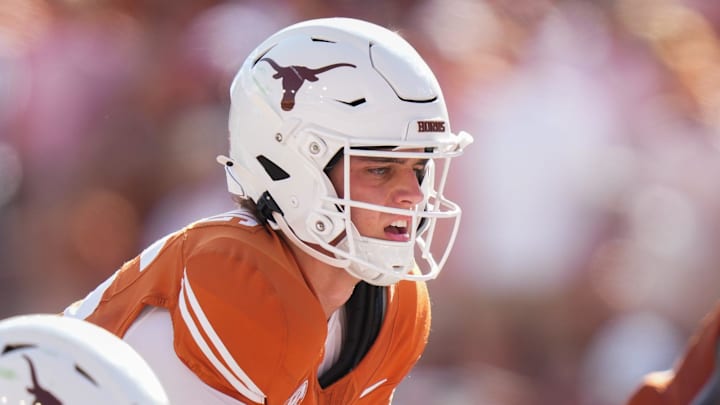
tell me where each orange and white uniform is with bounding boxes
[627,302,720,405]
[64,209,430,405]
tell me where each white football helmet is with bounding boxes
[0,314,169,405]
[218,17,473,286]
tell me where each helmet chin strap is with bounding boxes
[271,211,350,268]
[335,226,411,286]
[272,211,408,286]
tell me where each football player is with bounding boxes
[627,302,720,405]
[0,314,168,404]
[64,17,472,404]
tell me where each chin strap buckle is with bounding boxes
[256,191,284,224]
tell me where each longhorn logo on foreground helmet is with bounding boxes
[23,354,62,405]
[219,18,473,286]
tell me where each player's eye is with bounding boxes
[367,166,390,176]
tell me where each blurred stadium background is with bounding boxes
[2,0,720,404]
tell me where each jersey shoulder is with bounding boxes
[173,210,329,402]
[69,209,328,402]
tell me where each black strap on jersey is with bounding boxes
[318,282,386,388]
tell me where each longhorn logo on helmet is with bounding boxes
[258,58,356,111]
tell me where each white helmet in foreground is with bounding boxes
[0,314,169,405]
[218,17,473,285]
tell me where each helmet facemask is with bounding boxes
[244,128,469,286]
[317,144,462,285]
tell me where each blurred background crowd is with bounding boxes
[1,0,720,404]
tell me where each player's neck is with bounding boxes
[282,236,359,319]
[306,267,358,320]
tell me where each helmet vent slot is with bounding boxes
[337,97,366,107]
[251,45,275,67]
[2,344,32,354]
[311,37,336,43]
[75,364,98,386]
[256,155,290,181]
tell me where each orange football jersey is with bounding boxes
[627,302,720,405]
[64,209,431,404]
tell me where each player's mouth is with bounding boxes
[384,219,410,242]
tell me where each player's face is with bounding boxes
[328,150,427,242]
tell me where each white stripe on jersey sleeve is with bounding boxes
[139,233,173,272]
[63,269,120,319]
[65,231,173,319]
[179,269,266,404]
